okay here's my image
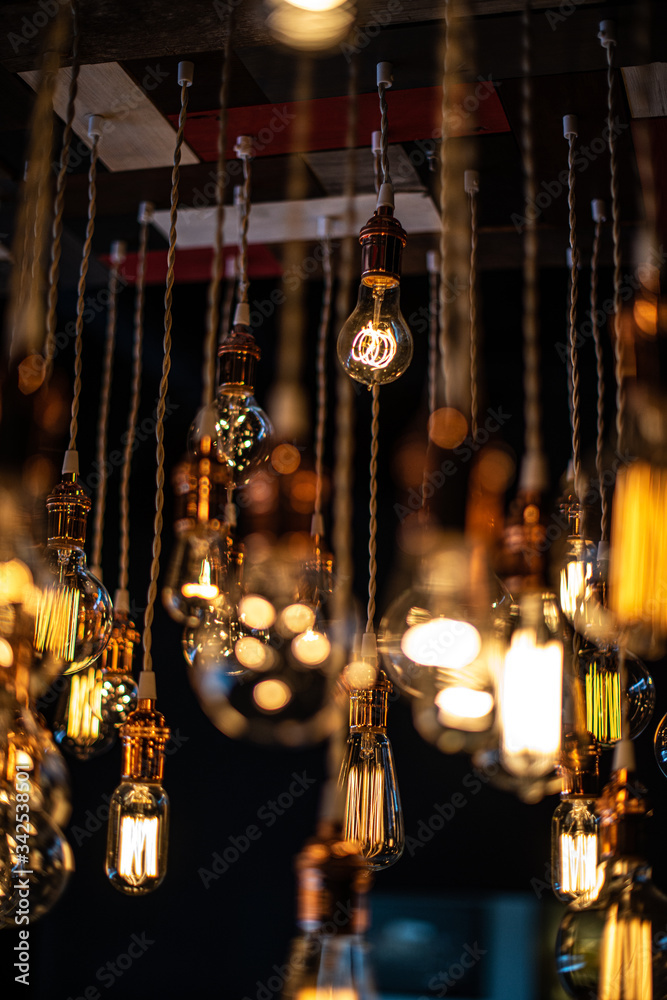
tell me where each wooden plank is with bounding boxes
[20,62,198,171]
[623,63,667,118]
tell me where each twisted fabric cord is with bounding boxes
[566,130,583,503]
[468,185,479,438]
[366,383,380,633]
[439,0,452,405]
[202,30,231,407]
[521,0,545,472]
[143,82,189,672]
[68,133,99,452]
[45,0,80,381]
[378,83,390,186]
[605,41,625,453]
[118,211,150,594]
[590,218,609,539]
[314,233,333,525]
[420,263,440,512]
[90,250,122,571]
[238,155,251,304]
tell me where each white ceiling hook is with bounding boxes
[178,61,194,87]
[110,240,127,265]
[464,170,479,194]
[376,61,393,89]
[87,114,103,138]
[563,114,578,139]
[598,20,616,49]
[235,135,254,159]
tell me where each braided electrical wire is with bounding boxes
[366,383,380,633]
[314,231,333,526]
[142,80,190,673]
[238,155,251,304]
[590,216,609,540]
[604,40,625,453]
[468,185,479,439]
[67,131,99,453]
[118,208,151,594]
[377,83,390,187]
[90,246,123,573]
[202,30,231,408]
[438,0,451,406]
[45,0,80,383]
[420,259,440,512]
[566,129,583,503]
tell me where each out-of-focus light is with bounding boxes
[0,637,13,666]
[344,660,378,689]
[17,354,46,394]
[285,0,347,10]
[271,442,301,475]
[428,408,468,449]
[235,637,269,670]
[238,595,276,631]
[634,298,658,337]
[254,678,292,712]
[473,447,516,492]
[282,603,316,634]
[435,686,494,731]
[292,628,331,665]
[267,0,355,51]
[290,471,318,513]
[400,618,482,669]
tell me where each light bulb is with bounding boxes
[559,534,597,624]
[282,824,377,1000]
[498,592,564,778]
[105,690,170,896]
[577,645,654,749]
[551,744,600,903]
[556,760,667,999]
[163,523,229,627]
[0,806,74,929]
[52,664,116,760]
[98,609,139,726]
[34,474,113,673]
[337,195,412,387]
[188,323,273,487]
[338,672,404,870]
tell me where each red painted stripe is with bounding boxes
[169,83,508,161]
[101,245,283,285]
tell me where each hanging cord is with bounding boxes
[438,0,452,404]
[67,118,101,454]
[371,131,382,195]
[45,0,80,382]
[465,170,480,439]
[142,64,193,674]
[599,21,625,453]
[564,116,583,504]
[366,384,380,633]
[117,202,152,598]
[590,199,609,540]
[377,67,392,187]
[519,0,546,490]
[420,251,440,512]
[313,220,334,534]
[90,240,126,575]
[234,136,253,305]
[202,28,231,408]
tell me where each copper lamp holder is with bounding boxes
[359,205,407,286]
[218,326,261,394]
[46,474,91,548]
[119,699,170,782]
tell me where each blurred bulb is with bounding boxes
[239,595,276,631]
[338,281,412,387]
[498,593,563,778]
[52,665,116,760]
[434,687,494,731]
[253,678,292,712]
[189,390,272,487]
[98,611,139,727]
[559,534,597,624]
[401,619,482,669]
[267,0,355,51]
[578,646,654,749]
[551,798,598,902]
[163,526,228,627]
[292,629,331,666]
[0,808,74,928]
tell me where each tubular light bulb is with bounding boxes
[556,750,667,999]
[551,749,600,903]
[188,319,273,488]
[498,593,563,778]
[337,192,412,387]
[35,470,113,673]
[339,671,404,870]
[557,503,596,624]
[52,664,116,760]
[577,646,655,749]
[105,682,170,895]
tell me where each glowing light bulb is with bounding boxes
[559,537,596,623]
[98,609,139,727]
[292,629,331,666]
[105,686,170,895]
[35,473,113,674]
[238,594,276,631]
[551,749,599,903]
[578,646,654,750]
[498,593,563,778]
[434,687,494,730]
[339,672,403,870]
[400,618,482,669]
[267,0,355,51]
[337,194,412,387]
[163,525,227,627]
[52,664,116,760]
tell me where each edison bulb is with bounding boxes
[551,798,599,903]
[577,645,654,749]
[188,389,272,488]
[182,597,246,678]
[105,781,169,895]
[162,525,228,627]
[98,610,139,726]
[338,279,412,387]
[559,533,597,624]
[0,807,74,928]
[52,665,116,760]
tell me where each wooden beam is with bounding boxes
[0,0,605,72]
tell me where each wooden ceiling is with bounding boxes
[0,0,665,286]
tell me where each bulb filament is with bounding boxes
[559,832,598,895]
[344,735,385,860]
[118,815,159,885]
[350,288,397,371]
[35,584,80,661]
[66,667,104,742]
[585,660,621,745]
[599,905,652,1000]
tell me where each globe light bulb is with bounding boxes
[163,523,228,627]
[34,467,113,674]
[337,188,412,387]
[556,745,667,998]
[282,823,376,1000]
[498,592,564,778]
[52,663,116,760]
[551,741,600,903]
[188,316,273,487]
[98,603,139,727]
[105,676,170,896]
[577,645,654,749]
[338,661,404,870]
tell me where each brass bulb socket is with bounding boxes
[100,612,139,675]
[218,325,260,393]
[172,458,229,531]
[46,475,91,547]
[295,823,372,934]
[359,206,407,284]
[598,766,650,860]
[349,674,391,730]
[119,699,170,782]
